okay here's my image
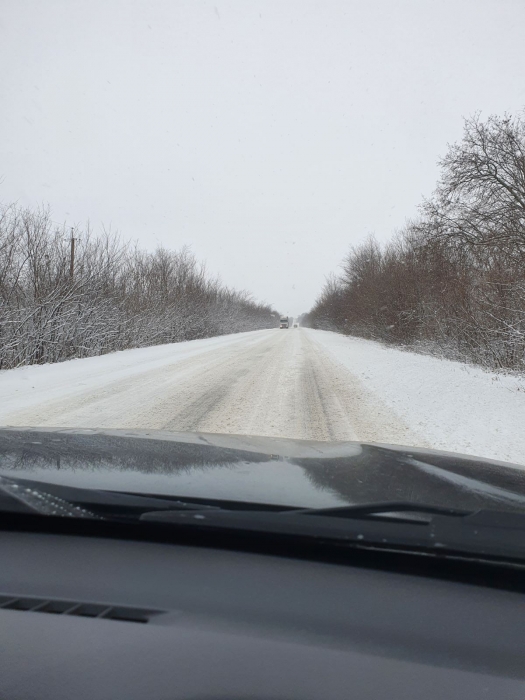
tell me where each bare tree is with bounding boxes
[0,203,277,369]
[309,111,525,371]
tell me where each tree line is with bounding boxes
[307,112,525,371]
[0,204,277,369]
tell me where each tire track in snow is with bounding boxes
[4,329,422,445]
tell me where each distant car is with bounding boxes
[294,323,298,328]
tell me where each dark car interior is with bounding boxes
[2,506,525,700]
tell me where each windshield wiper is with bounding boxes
[139,501,525,564]
[0,475,288,520]
[0,475,100,519]
[139,500,473,525]
[289,502,471,521]
[0,475,472,523]
[2,475,525,565]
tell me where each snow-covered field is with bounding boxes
[1,327,524,466]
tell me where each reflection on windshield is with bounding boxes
[2,430,525,513]
[297,448,525,513]
[0,430,347,508]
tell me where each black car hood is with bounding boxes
[1,427,525,511]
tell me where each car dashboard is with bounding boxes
[1,526,525,699]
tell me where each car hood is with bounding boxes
[1,427,525,511]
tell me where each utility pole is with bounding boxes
[69,228,76,280]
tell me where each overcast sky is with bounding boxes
[2,0,525,315]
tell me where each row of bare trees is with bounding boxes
[307,112,525,371]
[0,204,277,369]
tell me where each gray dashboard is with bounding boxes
[1,530,524,699]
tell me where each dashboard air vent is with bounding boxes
[0,594,164,623]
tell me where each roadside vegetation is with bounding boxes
[0,206,277,369]
[307,112,525,371]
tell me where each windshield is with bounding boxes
[1,1,525,530]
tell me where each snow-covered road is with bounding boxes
[1,328,525,465]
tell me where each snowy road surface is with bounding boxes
[2,328,525,465]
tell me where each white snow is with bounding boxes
[1,327,525,467]
[307,329,525,467]
[0,330,268,420]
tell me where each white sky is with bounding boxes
[1,0,525,316]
